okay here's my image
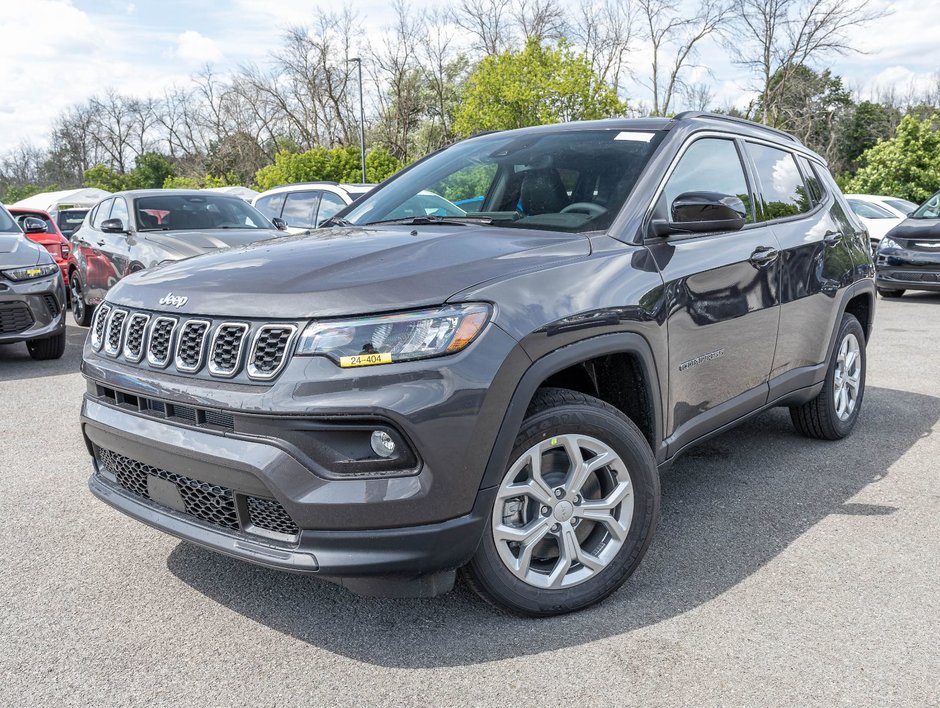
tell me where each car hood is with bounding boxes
[886,218,940,242]
[0,232,46,267]
[107,225,591,318]
[141,228,282,259]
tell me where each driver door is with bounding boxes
[645,136,781,454]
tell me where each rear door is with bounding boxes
[645,136,781,454]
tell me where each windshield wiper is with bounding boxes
[365,215,492,227]
[319,216,354,227]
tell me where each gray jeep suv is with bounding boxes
[82,113,875,615]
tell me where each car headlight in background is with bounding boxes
[878,236,903,251]
[1,263,60,281]
[296,303,491,368]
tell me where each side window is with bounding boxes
[848,199,895,219]
[746,143,810,220]
[315,191,346,226]
[796,156,824,206]
[109,197,129,226]
[281,191,319,229]
[93,199,114,229]
[660,138,753,224]
[255,193,286,220]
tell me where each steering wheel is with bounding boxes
[560,202,608,218]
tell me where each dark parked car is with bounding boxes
[875,190,940,297]
[82,114,875,616]
[67,190,284,326]
[0,205,67,359]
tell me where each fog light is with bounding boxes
[370,430,396,458]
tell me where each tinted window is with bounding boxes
[110,197,129,226]
[660,138,753,223]
[797,156,824,205]
[93,199,114,229]
[746,143,810,220]
[848,199,895,219]
[316,191,346,226]
[281,192,320,228]
[0,208,16,232]
[57,209,87,234]
[912,192,940,219]
[134,194,270,231]
[255,193,286,220]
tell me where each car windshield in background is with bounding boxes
[134,195,270,231]
[885,198,917,215]
[57,209,87,234]
[0,208,17,232]
[911,193,940,220]
[342,129,664,233]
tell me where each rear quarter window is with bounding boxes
[746,143,811,220]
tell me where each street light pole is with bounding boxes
[348,57,366,183]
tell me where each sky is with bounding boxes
[0,0,937,153]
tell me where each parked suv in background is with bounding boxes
[82,114,875,616]
[68,189,284,327]
[252,183,374,234]
[0,205,67,359]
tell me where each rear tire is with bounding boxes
[70,270,94,327]
[463,388,659,616]
[877,288,904,298]
[790,313,866,440]
[27,332,66,360]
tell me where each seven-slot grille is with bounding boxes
[0,303,34,334]
[96,446,299,540]
[90,306,298,381]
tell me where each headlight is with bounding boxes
[296,303,491,368]
[878,236,902,251]
[1,263,59,281]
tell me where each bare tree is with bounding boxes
[512,0,568,42]
[452,0,514,55]
[638,0,730,116]
[569,0,637,91]
[729,0,884,124]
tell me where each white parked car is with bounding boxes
[252,182,374,234]
[844,194,919,249]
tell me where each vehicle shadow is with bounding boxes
[166,385,938,668]
[0,322,86,382]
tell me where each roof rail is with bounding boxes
[672,111,798,143]
[269,181,340,190]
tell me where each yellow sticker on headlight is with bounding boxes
[25,268,42,277]
[339,352,393,368]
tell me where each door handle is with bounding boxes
[823,230,842,245]
[96,239,106,246]
[749,246,778,267]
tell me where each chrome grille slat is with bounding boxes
[147,316,178,368]
[247,324,298,380]
[103,309,128,357]
[122,313,150,362]
[174,319,211,373]
[90,304,111,351]
[208,322,249,377]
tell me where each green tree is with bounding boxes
[845,113,940,202]
[254,146,402,191]
[837,100,901,171]
[131,152,175,189]
[162,173,240,189]
[453,39,626,136]
[82,164,132,192]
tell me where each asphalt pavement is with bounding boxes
[1,295,938,706]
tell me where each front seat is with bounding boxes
[520,168,570,215]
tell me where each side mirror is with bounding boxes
[272,217,288,231]
[23,217,46,233]
[101,218,126,233]
[652,191,747,237]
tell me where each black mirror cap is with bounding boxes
[651,191,747,236]
[101,218,126,233]
[272,217,288,231]
[23,217,46,233]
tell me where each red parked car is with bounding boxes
[9,207,71,287]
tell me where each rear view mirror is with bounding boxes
[652,191,747,236]
[23,217,46,234]
[101,218,126,233]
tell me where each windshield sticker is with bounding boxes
[615,131,656,142]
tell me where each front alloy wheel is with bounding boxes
[464,388,659,616]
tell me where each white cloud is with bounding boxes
[173,30,223,63]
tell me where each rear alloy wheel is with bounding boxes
[70,271,94,327]
[877,288,904,298]
[463,388,659,616]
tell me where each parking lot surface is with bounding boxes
[1,296,938,707]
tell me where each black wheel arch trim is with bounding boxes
[479,332,664,490]
[824,279,875,367]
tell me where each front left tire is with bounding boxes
[463,388,660,616]
[27,332,66,360]
[70,270,94,327]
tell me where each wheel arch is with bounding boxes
[480,333,664,490]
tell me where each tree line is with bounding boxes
[2,0,939,204]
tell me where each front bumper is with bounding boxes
[0,273,66,344]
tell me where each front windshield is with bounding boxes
[343,129,664,233]
[134,194,271,231]
[912,192,940,220]
[0,207,17,232]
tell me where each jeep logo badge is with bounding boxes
[159,292,188,309]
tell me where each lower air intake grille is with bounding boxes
[42,294,60,317]
[0,303,34,334]
[96,447,298,539]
